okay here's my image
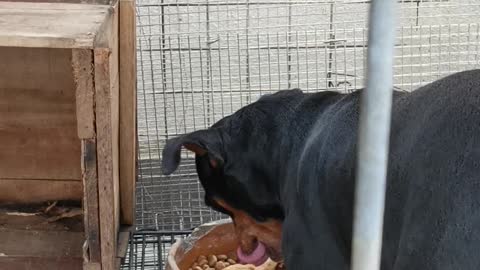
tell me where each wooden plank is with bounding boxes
[119,0,137,226]
[0,179,82,204]
[0,2,111,49]
[94,4,120,268]
[83,262,102,270]
[0,228,84,270]
[0,2,110,9]
[72,50,96,139]
[94,47,117,270]
[0,47,81,180]
[116,230,130,258]
[0,207,83,232]
[0,229,84,258]
[116,258,122,269]
[0,257,83,270]
[81,140,101,263]
[3,0,110,4]
[111,1,121,244]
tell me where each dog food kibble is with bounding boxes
[215,261,226,270]
[217,255,229,261]
[198,259,209,266]
[191,254,282,270]
[208,255,218,266]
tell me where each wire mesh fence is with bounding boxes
[127,1,480,268]
[135,0,480,232]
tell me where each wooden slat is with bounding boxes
[119,0,137,226]
[0,229,84,258]
[94,3,117,49]
[0,257,83,270]
[94,3,120,269]
[111,2,121,241]
[72,50,96,139]
[0,2,111,49]
[3,0,110,4]
[0,229,84,270]
[0,179,82,204]
[83,262,102,270]
[94,47,118,270]
[116,230,130,258]
[0,208,83,232]
[81,140,101,263]
[0,47,81,181]
[0,2,110,9]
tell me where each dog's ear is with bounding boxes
[161,129,224,175]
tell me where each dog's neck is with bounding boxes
[252,91,349,209]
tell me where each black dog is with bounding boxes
[162,69,480,270]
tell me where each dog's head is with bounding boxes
[161,89,305,258]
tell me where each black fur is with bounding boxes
[162,69,480,270]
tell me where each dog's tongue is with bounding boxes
[236,241,268,266]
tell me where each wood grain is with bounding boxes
[0,229,84,258]
[0,47,81,181]
[2,0,109,4]
[81,139,101,263]
[95,47,118,270]
[84,262,102,270]
[116,229,130,258]
[0,179,83,203]
[72,49,96,139]
[0,257,83,270]
[0,229,84,270]
[0,2,111,49]
[94,3,120,268]
[119,0,137,226]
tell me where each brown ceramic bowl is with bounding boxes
[166,219,240,270]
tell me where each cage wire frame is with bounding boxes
[122,0,480,269]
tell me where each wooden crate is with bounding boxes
[0,0,136,269]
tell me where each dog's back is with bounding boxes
[283,69,480,270]
[385,69,480,270]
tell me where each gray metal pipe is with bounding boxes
[351,1,397,270]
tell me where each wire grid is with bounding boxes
[120,231,191,270]
[135,0,480,231]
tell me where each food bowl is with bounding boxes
[166,219,240,270]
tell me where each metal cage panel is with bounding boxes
[135,0,480,230]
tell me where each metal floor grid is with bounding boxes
[120,231,191,270]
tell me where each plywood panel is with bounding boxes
[0,179,83,203]
[119,0,137,226]
[0,47,81,180]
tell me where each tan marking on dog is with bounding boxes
[184,143,218,167]
[214,199,283,260]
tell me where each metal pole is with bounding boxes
[351,1,397,270]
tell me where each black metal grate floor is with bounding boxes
[120,231,191,270]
